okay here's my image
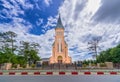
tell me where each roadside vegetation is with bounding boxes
[82,44,120,67]
[0,31,41,68]
[96,44,120,63]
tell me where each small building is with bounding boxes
[41,58,49,65]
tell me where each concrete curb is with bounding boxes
[0,71,119,76]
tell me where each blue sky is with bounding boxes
[0,0,63,34]
[1,0,120,61]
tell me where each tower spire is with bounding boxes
[56,14,64,28]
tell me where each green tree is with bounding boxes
[0,31,41,68]
[0,32,5,51]
[0,31,17,65]
[19,41,40,66]
[97,44,120,63]
[110,47,120,63]
[4,31,17,53]
[0,47,15,64]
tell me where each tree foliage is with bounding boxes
[97,44,120,63]
[0,31,41,68]
[19,41,40,65]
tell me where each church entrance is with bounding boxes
[57,56,63,64]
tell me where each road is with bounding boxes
[0,75,120,82]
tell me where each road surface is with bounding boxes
[0,75,120,82]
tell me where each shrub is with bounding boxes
[31,64,35,68]
[100,63,106,67]
[82,64,88,67]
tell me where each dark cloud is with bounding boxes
[92,0,120,23]
[81,34,102,43]
[73,0,87,20]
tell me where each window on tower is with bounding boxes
[57,32,62,35]
[58,38,62,53]
[61,43,62,52]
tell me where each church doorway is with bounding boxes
[57,56,63,64]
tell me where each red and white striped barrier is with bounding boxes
[84,72,91,75]
[110,72,117,75]
[9,72,15,75]
[34,72,40,75]
[71,72,78,75]
[0,71,119,75]
[97,72,104,75]
[46,72,53,75]
[59,72,65,75]
[0,72,3,75]
[21,72,28,75]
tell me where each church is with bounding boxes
[49,15,72,64]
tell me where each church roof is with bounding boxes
[56,15,64,29]
[41,58,49,61]
[52,41,55,46]
[64,41,68,46]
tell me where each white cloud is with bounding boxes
[36,18,43,26]
[16,0,33,9]
[1,0,33,18]
[44,0,52,6]
[0,21,55,59]
[0,0,55,60]
[1,0,120,61]
[42,16,57,30]
[0,21,31,34]
[57,0,120,61]
[1,1,23,18]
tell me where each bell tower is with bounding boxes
[49,15,72,64]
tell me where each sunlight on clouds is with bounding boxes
[58,0,120,60]
[1,0,120,61]
[86,0,101,14]
[81,0,101,22]
[0,22,55,58]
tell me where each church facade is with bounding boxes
[49,16,72,64]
